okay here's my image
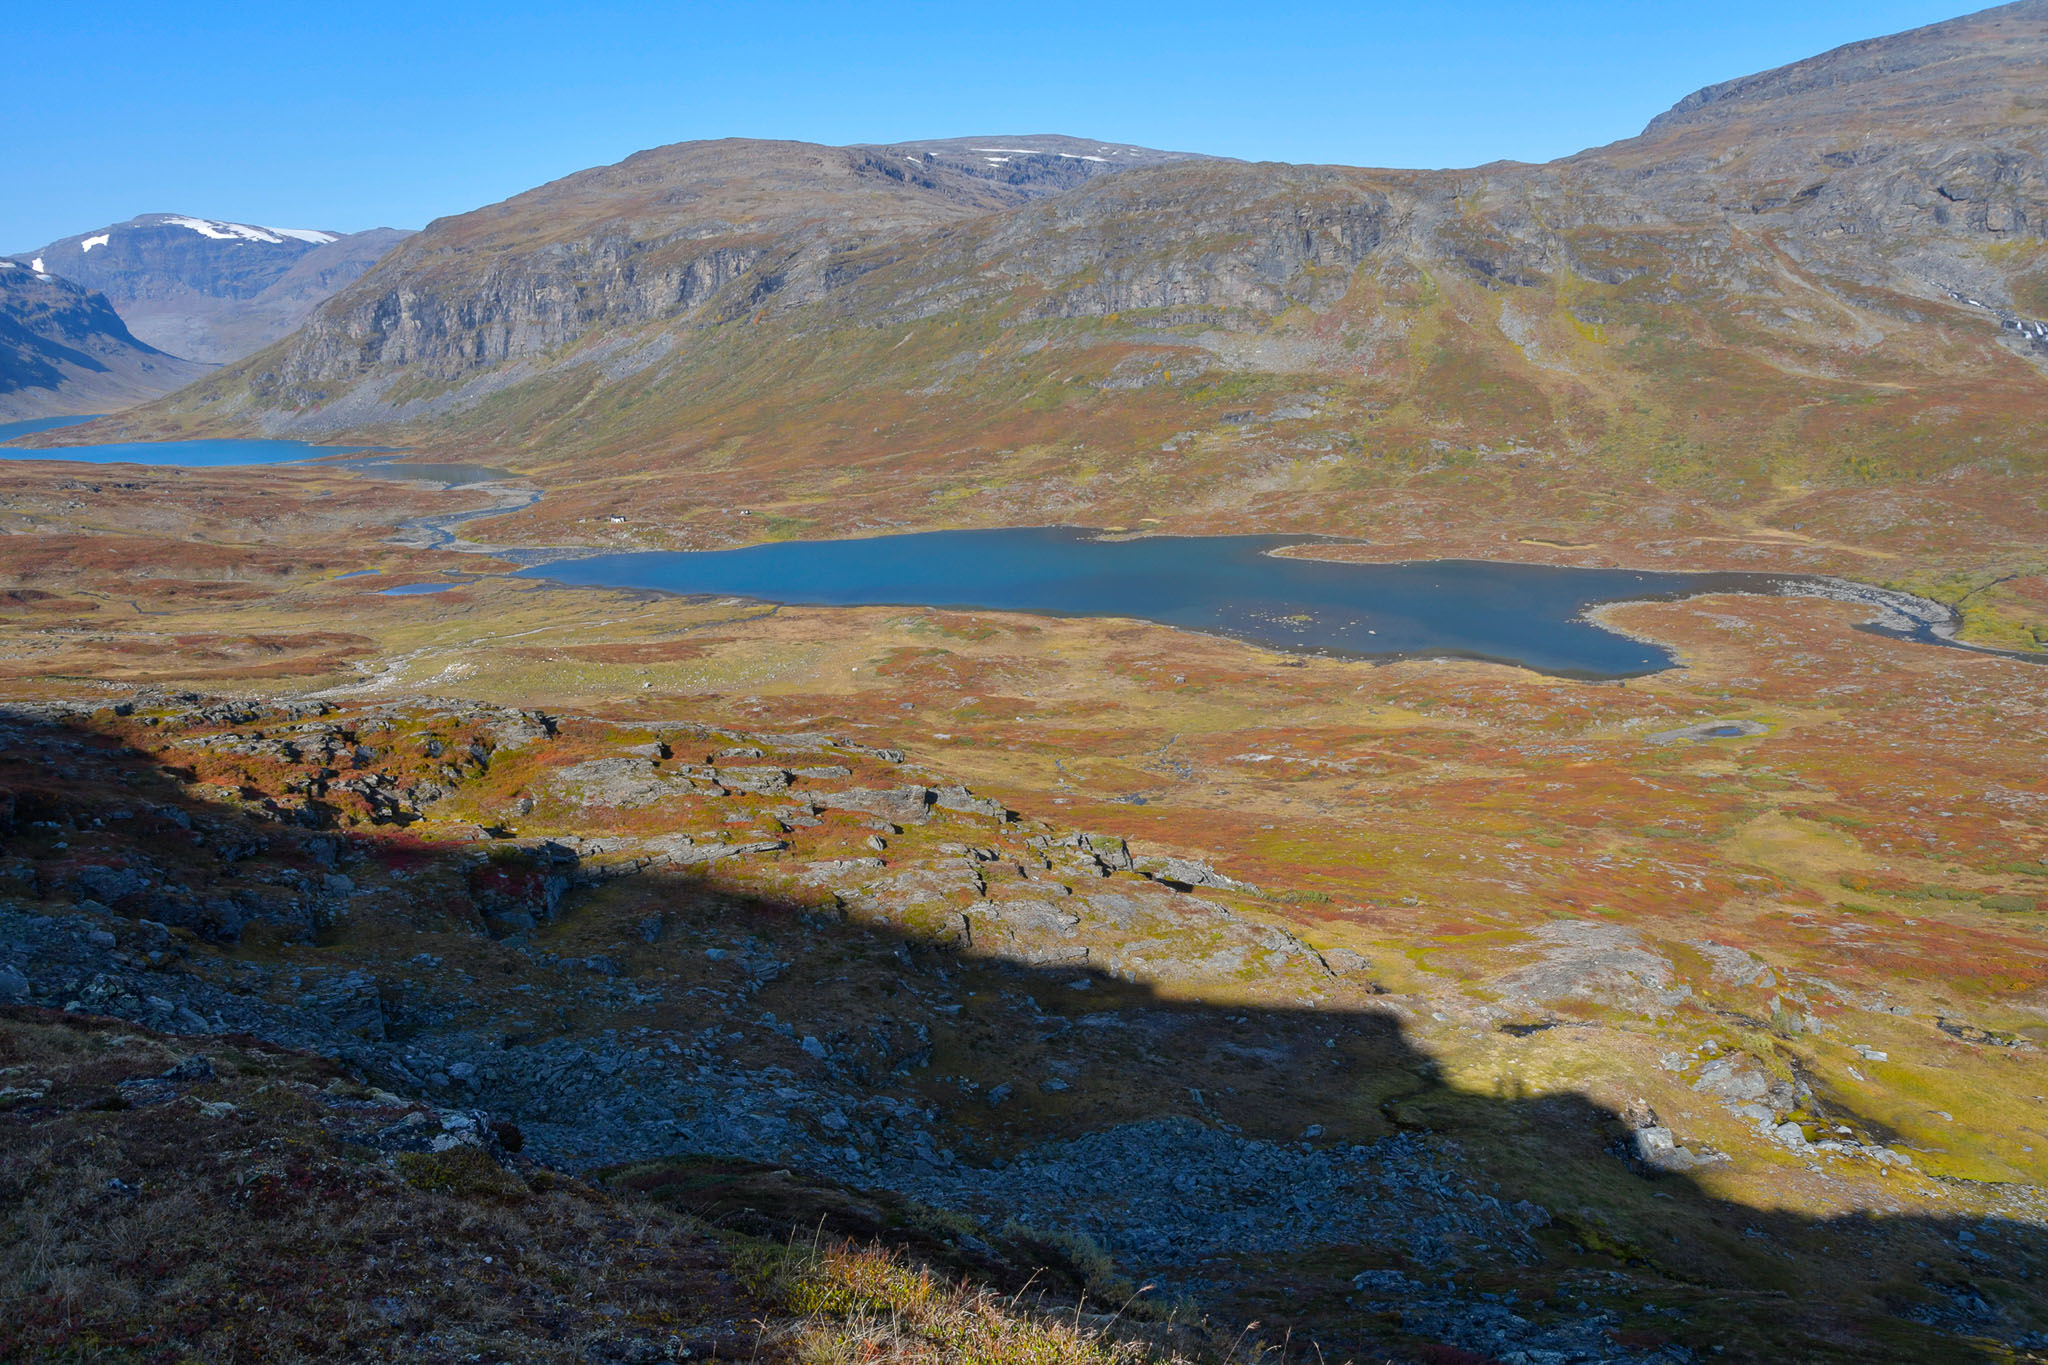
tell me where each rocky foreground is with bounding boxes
[2,691,2044,1362]
[0,1006,1230,1364]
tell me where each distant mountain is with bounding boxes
[0,259,212,420]
[97,4,2048,538]
[859,134,1214,198]
[8,215,411,363]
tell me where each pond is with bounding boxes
[513,526,1835,679]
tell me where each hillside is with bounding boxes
[2,680,2041,1361]
[9,215,412,363]
[0,261,212,420]
[0,1006,1210,1364]
[48,6,2037,573]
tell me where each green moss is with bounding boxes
[393,1146,527,1198]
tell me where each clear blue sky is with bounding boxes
[5,0,1978,250]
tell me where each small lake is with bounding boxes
[0,434,384,466]
[0,414,104,444]
[0,434,519,486]
[515,527,1827,678]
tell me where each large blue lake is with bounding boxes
[0,435,1976,676]
[516,527,1815,678]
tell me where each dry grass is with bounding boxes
[751,1239,1189,1365]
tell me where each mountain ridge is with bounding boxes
[9,214,413,365]
[1646,0,2048,133]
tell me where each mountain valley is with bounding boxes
[0,261,212,420]
[5,6,2048,1363]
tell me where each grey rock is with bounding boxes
[933,784,1012,822]
[815,786,934,825]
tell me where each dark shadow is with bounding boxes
[0,699,2043,1365]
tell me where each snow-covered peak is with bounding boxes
[154,215,339,246]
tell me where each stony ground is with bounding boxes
[0,1007,1229,1365]
[1,688,2042,1362]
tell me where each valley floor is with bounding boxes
[1,455,2045,1362]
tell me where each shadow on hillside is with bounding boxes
[0,704,2041,1365]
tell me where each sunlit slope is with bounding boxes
[96,5,2048,543]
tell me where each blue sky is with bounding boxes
[6,0,1974,250]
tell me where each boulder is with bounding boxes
[816,785,933,825]
[934,784,1012,822]
[710,766,793,794]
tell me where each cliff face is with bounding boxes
[0,262,212,421]
[107,6,2048,507]
[253,137,1205,393]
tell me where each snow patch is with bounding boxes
[30,257,44,272]
[80,234,110,253]
[971,146,1113,163]
[162,216,276,242]
[159,216,337,246]
[0,259,15,269]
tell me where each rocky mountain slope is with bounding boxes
[78,3,2048,544]
[9,215,412,364]
[0,1009,1212,1364]
[0,260,212,420]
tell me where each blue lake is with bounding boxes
[0,414,104,444]
[515,526,1820,679]
[0,434,384,466]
